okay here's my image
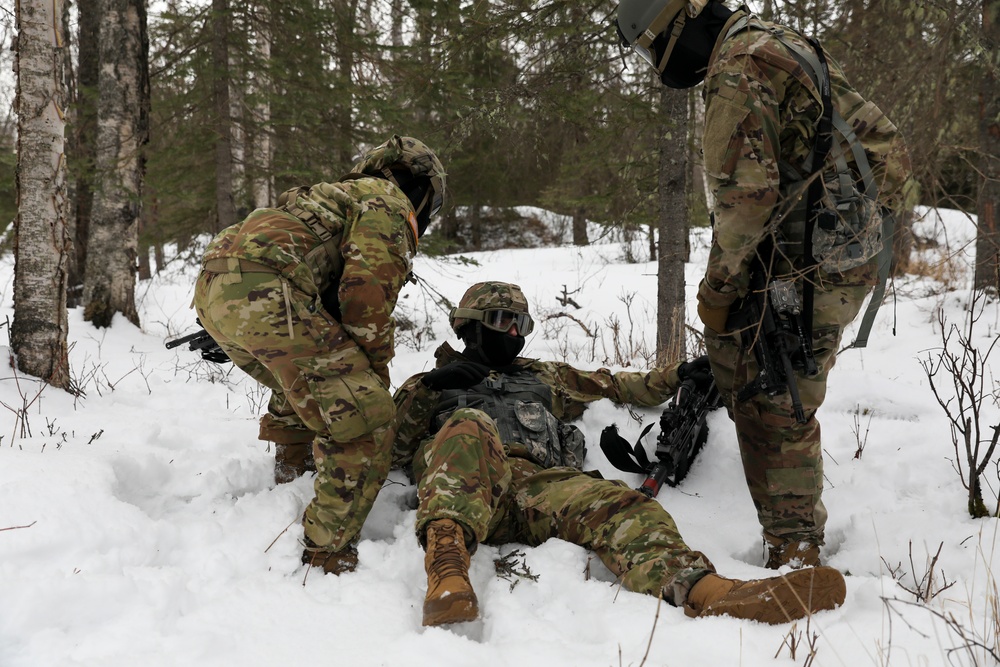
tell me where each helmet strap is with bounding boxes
[633,0,688,73]
[381,167,399,185]
[655,12,688,74]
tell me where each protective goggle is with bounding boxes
[425,190,443,218]
[451,307,534,335]
[428,175,445,218]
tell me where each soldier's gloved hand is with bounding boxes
[677,355,713,392]
[420,362,490,391]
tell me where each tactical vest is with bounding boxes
[432,369,587,470]
[724,15,895,348]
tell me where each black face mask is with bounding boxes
[390,169,433,236]
[660,39,712,88]
[656,3,734,89]
[462,324,525,367]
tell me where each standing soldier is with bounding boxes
[389,281,846,627]
[193,135,446,574]
[616,1,911,567]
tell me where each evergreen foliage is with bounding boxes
[1,1,993,262]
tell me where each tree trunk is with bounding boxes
[12,0,71,389]
[390,0,403,49]
[976,0,1000,294]
[137,213,151,280]
[250,8,273,210]
[332,0,359,168]
[83,0,149,328]
[70,0,100,305]
[229,48,246,216]
[212,0,237,231]
[572,207,588,246]
[655,86,691,366]
[656,87,690,366]
[470,203,482,251]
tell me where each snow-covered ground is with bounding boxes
[1,206,998,666]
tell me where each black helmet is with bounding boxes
[352,135,447,236]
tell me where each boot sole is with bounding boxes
[422,592,479,627]
[704,566,846,625]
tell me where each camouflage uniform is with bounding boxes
[389,341,716,605]
[696,10,911,552]
[193,176,416,553]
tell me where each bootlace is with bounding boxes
[429,523,468,582]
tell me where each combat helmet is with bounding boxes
[450,282,534,336]
[617,0,710,74]
[351,135,447,236]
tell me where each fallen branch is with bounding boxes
[0,521,37,532]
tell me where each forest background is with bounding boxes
[0,2,998,411]
[0,0,996,267]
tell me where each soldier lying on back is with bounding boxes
[386,281,846,627]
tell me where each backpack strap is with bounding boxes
[277,186,345,281]
[725,15,891,349]
[772,35,893,350]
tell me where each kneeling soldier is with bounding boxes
[194,135,446,574]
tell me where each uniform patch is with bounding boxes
[704,97,750,179]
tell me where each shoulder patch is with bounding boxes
[704,97,750,179]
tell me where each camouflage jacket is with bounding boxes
[389,342,683,469]
[698,10,912,312]
[201,176,417,378]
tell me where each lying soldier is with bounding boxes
[387,281,846,626]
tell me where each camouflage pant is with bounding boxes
[705,277,870,546]
[413,408,715,605]
[193,268,395,552]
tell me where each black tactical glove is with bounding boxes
[420,362,490,391]
[677,355,713,392]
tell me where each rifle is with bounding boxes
[726,262,818,423]
[164,321,231,363]
[599,378,723,498]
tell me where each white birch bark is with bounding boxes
[12,0,71,389]
[229,50,246,213]
[83,0,147,327]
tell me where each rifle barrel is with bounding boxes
[165,330,205,349]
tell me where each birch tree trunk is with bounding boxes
[976,0,1000,294]
[656,86,690,366]
[229,51,246,215]
[83,0,148,328]
[12,0,71,389]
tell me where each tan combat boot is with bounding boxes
[422,519,478,627]
[684,567,846,624]
[765,536,822,570]
[301,538,358,575]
